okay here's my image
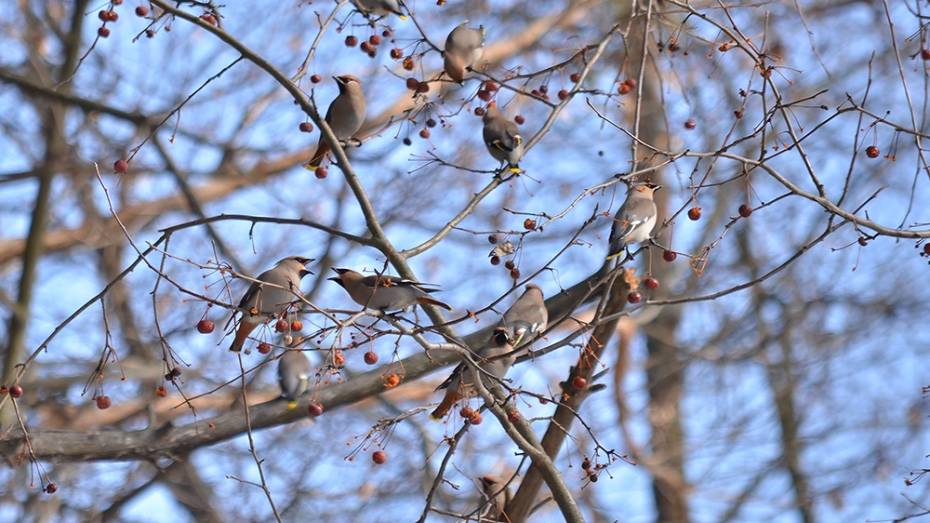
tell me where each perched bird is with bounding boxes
[328,268,452,311]
[606,182,661,260]
[443,22,485,84]
[306,75,367,170]
[482,102,524,173]
[351,0,406,19]
[479,476,512,522]
[278,349,311,409]
[227,256,314,352]
[430,283,547,419]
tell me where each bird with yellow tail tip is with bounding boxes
[605,182,661,261]
[305,75,367,171]
[278,349,311,409]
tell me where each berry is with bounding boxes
[419,128,430,139]
[383,373,400,388]
[627,291,642,304]
[459,407,476,419]
[865,145,880,158]
[368,34,381,46]
[858,237,868,247]
[10,385,23,398]
[308,402,324,417]
[684,118,696,130]
[426,118,437,128]
[484,81,499,91]
[333,350,346,366]
[360,41,373,54]
[618,83,631,95]
[382,29,394,38]
[345,35,358,47]
[416,81,430,93]
[299,122,313,133]
[624,78,637,88]
[155,385,167,398]
[145,29,155,38]
[477,90,491,101]
[257,342,272,354]
[514,115,525,125]
[402,137,412,146]
[738,204,752,218]
[474,107,485,116]
[922,48,930,60]
[310,74,322,83]
[197,319,214,334]
[275,319,288,333]
[98,26,111,38]
[507,409,521,423]
[589,474,598,483]
[490,256,500,266]
[523,218,537,230]
[688,207,702,221]
[581,457,591,470]
[468,413,483,425]
[570,72,581,83]
[924,243,930,255]
[572,376,587,389]
[44,483,58,494]
[113,159,129,173]
[663,250,677,262]
[364,351,378,365]
[402,57,414,70]
[98,10,108,21]
[488,234,499,244]
[135,6,149,17]
[372,450,387,464]
[315,166,328,179]
[509,268,521,279]
[644,277,659,289]
[200,13,217,26]
[504,260,515,270]
[107,10,119,21]
[558,89,569,101]
[290,320,303,331]
[390,48,403,59]
[95,395,112,410]
[405,77,419,90]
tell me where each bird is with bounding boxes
[482,102,524,173]
[479,475,512,522]
[443,22,485,84]
[606,182,661,261]
[277,349,312,409]
[227,256,314,352]
[430,283,547,419]
[328,268,452,311]
[351,0,406,19]
[306,75,367,170]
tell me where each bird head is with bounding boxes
[327,267,351,286]
[280,256,315,277]
[334,75,362,92]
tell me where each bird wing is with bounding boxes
[610,196,655,241]
[435,362,464,391]
[360,274,440,292]
[484,120,521,152]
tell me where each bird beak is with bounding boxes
[299,269,313,278]
[295,257,314,266]
[333,75,346,85]
[331,267,349,275]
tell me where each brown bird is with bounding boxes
[431,283,547,419]
[443,22,485,84]
[278,349,311,409]
[306,75,367,170]
[228,256,314,352]
[482,102,524,173]
[328,268,452,311]
[479,475,512,522]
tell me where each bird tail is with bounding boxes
[229,321,257,352]
[287,400,298,410]
[417,296,452,311]
[305,140,330,170]
[605,240,625,261]
[444,54,465,84]
[430,390,463,420]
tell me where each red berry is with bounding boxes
[477,90,491,101]
[738,204,752,218]
[509,268,521,280]
[490,256,500,266]
[200,13,217,26]
[360,41,373,53]
[570,72,581,83]
[372,450,387,464]
[290,320,303,331]
[865,145,880,158]
[507,409,521,423]
[98,26,110,38]
[523,218,537,230]
[155,385,168,398]
[299,122,314,133]
[484,81,499,91]
[44,483,58,494]
[197,319,214,334]
[402,57,414,70]
[514,115,525,125]
[364,351,378,365]
[308,402,324,417]
[459,407,476,419]
[468,413,483,425]
[558,89,569,100]
[390,48,403,59]
[419,128,430,139]
[107,10,119,21]
[315,166,328,179]
[488,234,498,244]
[627,291,642,304]
[382,29,393,38]
[688,207,702,221]
[145,29,155,38]
[416,81,430,94]
[644,277,659,289]
[95,395,112,410]
[257,342,272,354]
[504,260,515,270]
[135,6,149,17]
[924,243,930,255]
[474,107,485,116]
[310,74,322,83]
[113,159,129,173]
[405,77,419,90]
[345,35,358,47]
[624,78,637,89]
[922,48,930,60]
[618,83,631,95]
[684,118,696,130]
[98,10,108,21]
[571,376,587,389]
[663,250,677,262]
[369,34,381,46]
[10,385,23,398]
